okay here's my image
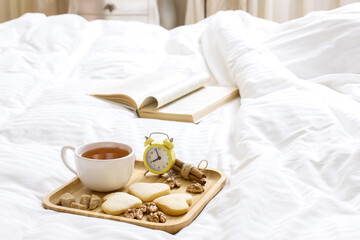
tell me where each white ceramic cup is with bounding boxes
[61,142,135,192]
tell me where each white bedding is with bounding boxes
[1,3,360,239]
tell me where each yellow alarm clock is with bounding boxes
[143,132,176,175]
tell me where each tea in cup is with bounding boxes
[61,142,135,192]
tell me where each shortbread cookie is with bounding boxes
[102,192,142,215]
[129,183,170,202]
[153,193,192,216]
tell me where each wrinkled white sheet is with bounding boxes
[1,3,360,239]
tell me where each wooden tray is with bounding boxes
[43,160,226,234]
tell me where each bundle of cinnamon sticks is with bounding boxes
[171,159,206,185]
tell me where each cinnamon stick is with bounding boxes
[172,164,206,185]
[175,159,206,179]
[195,178,206,185]
[172,163,181,173]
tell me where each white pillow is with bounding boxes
[264,3,360,79]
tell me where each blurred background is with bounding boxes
[1,0,359,28]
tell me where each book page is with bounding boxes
[139,86,239,122]
[139,72,210,109]
[91,72,209,109]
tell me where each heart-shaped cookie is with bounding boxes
[129,182,170,202]
[102,192,142,215]
[153,193,192,216]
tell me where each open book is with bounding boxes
[90,72,239,123]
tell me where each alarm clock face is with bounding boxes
[145,146,170,172]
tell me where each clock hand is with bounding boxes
[152,156,162,163]
[155,148,160,158]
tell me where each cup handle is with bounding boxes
[61,146,77,175]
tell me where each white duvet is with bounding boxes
[1,3,360,239]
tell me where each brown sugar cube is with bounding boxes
[71,202,87,210]
[89,194,101,210]
[80,194,91,209]
[59,193,75,207]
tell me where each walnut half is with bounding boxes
[164,177,181,189]
[147,211,166,223]
[123,208,144,220]
[186,183,205,194]
[144,202,158,214]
